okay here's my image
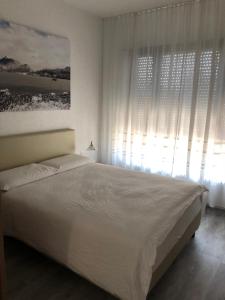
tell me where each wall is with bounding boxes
[0,0,102,158]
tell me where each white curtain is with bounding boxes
[100,0,225,209]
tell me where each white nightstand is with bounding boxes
[81,141,98,162]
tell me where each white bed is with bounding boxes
[0,130,207,300]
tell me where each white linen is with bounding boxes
[2,163,206,300]
[41,154,93,172]
[0,163,57,191]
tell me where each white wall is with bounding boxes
[0,0,102,157]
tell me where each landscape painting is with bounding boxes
[0,19,70,112]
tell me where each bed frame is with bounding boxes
[0,129,201,297]
[150,212,201,290]
[0,200,6,300]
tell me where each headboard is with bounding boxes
[0,129,75,171]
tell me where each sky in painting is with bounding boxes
[0,19,70,71]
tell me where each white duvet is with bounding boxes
[2,162,206,300]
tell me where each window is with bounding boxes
[113,47,225,183]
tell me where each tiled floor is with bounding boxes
[5,207,225,300]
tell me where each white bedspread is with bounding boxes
[2,163,206,300]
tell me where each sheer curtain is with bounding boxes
[100,0,225,209]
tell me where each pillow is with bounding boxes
[40,154,93,173]
[0,163,57,192]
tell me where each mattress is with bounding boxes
[1,162,206,300]
[153,197,201,271]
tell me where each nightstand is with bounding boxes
[0,197,6,300]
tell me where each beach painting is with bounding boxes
[0,19,70,112]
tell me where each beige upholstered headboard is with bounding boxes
[0,129,75,171]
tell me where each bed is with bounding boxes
[0,129,207,300]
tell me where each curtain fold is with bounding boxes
[100,0,225,209]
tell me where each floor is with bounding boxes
[4,207,225,300]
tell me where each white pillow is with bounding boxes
[40,154,93,173]
[0,163,57,192]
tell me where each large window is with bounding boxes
[113,47,225,184]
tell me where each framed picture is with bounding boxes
[0,19,70,112]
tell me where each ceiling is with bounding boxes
[64,0,187,18]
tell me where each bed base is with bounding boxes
[149,212,201,291]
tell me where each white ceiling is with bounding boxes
[64,0,187,18]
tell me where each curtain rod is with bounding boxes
[104,0,203,19]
